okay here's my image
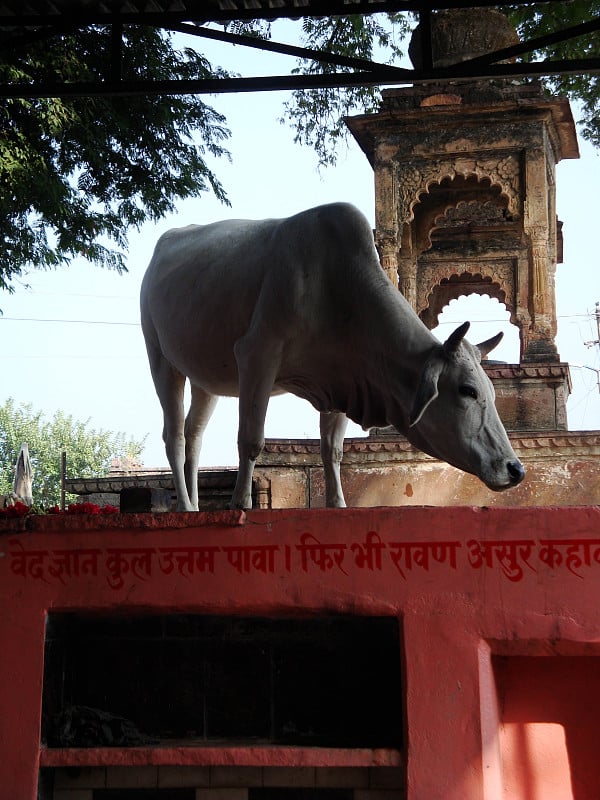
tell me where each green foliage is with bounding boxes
[0,26,232,291]
[281,14,412,167]
[504,1,600,147]
[0,397,145,507]
[281,6,600,165]
[0,8,598,287]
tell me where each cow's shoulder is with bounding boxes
[286,203,375,251]
[149,223,202,261]
[294,202,370,230]
[156,222,202,244]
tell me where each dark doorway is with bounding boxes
[43,614,403,749]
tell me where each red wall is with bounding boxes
[2,506,600,800]
[497,655,600,799]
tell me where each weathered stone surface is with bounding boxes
[484,362,571,431]
[407,8,520,69]
[58,427,600,512]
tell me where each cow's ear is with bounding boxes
[443,321,470,355]
[409,355,444,427]
[476,331,504,360]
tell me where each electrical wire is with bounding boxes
[0,316,139,326]
[1,312,595,328]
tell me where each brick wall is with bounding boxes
[51,766,404,799]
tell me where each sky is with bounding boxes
[1,22,600,471]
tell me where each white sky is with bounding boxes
[1,22,600,470]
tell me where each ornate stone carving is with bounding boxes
[259,431,600,461]
[397,165,423,224]
[417,260,515,319]
[397,155,521,224]
[433,200,508,228]
[484,364,570,380]
[398,254,418,307]
[346,54,578,433]
[408,7,520,69]
[527,226,552,318]
[376,236,400,288]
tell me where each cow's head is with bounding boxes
[406,321,525,491]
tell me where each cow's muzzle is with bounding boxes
[485,459,525,492]
[507,460,525,486]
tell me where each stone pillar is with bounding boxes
[397,223,418,309]
[376,235,400,289]
[374,160,400,289]
[523,146,559,361]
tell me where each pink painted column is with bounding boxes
[0,604,46,800]
[404,612,486,800]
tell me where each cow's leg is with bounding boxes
[184,385,218,510]
[232,336,281,509]
[320,410,348,508]
[146,344,193,511]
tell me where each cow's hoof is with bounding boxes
[229,496,252,510]
[325,497,347,509]
[176,502,198,512]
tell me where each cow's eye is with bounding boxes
[459,384,478,399]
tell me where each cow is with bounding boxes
[140,202,525,510]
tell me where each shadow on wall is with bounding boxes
[496,655,600,799]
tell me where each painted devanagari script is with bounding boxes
[7,533,600,589]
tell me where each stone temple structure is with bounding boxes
[68,10,600,511]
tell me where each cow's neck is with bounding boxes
[335,276,439,431]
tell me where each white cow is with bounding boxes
[141,202,524,510]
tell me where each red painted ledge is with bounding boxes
[39,745,402,768]
[0,509,246,534]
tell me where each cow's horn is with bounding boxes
[444,321,470,355]
[477,331,504,360]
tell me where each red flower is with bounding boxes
[1,501,119,517]
[66,502,97,514]
[0,501,30,517]
[65,502,119,515]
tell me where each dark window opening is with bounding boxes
[250,791,353,800]
[94,792,193,800]
[42,614,403,749]
[90,792,351,800]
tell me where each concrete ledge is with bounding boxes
[40,748,403,769]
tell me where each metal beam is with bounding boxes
[0,0,540,28]
[168,22,406,76]
[454,16,600,68]
[0,2,598,99]
[1,57,599,99]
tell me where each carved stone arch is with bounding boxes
[432,197,509,226]
[415,187,513,254]
[397,154,521,225]
[419,271,512,330]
